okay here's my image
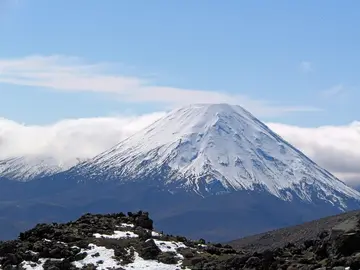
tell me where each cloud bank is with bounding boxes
[268,122,360,185]
[0,113,165,166]
[0,55,319,117]
[0,114,359,184]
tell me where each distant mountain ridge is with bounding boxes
[0,156,66,181]
[0,155,87,182]
[0,103,360,242]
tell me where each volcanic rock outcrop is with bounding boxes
[2,211,360,269]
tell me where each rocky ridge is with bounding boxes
[2,211,360,269]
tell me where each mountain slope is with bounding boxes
[0,156,67,181]
[72,103,360,209]
[229,209,360,252]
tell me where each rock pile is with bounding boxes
[1,211,360,269]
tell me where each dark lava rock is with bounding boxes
[334,231,360,256]
[137,239,161,260]
[0,211,157,269]
[157,251,179,264]
[134,211,153,230]
[1,210,360,269]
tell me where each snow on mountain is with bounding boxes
[0,155,70,181]
[73,103,360,207]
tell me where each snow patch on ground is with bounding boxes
[153,239,187,256]
[122,251,189,270]
[21,258,63,270]
[151,231,162,237]
[0,240,190,270]
[73,244,120,269]
[93,230,138,239]
[119,223,135,228]
[73,242,190,270]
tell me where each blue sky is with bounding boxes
[0,0,359,184]
[0,0,358,126]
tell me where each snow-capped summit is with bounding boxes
[74,103,360,207]
[1,103,360,243]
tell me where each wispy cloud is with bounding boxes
[321,84,345,98]
[300,61,313,73]
[0,55,320,117]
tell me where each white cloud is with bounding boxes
[268,121,360,184]
[0,55,320,116]
[300,61,313,73]
[0,112,165,166]
[321,84,345,98]
[0,113,359,185]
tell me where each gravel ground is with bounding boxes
[228,209,360,252]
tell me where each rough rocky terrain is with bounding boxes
[229,209,360,252]
[1,211,360,269]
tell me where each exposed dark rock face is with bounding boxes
[1,211,360,269]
